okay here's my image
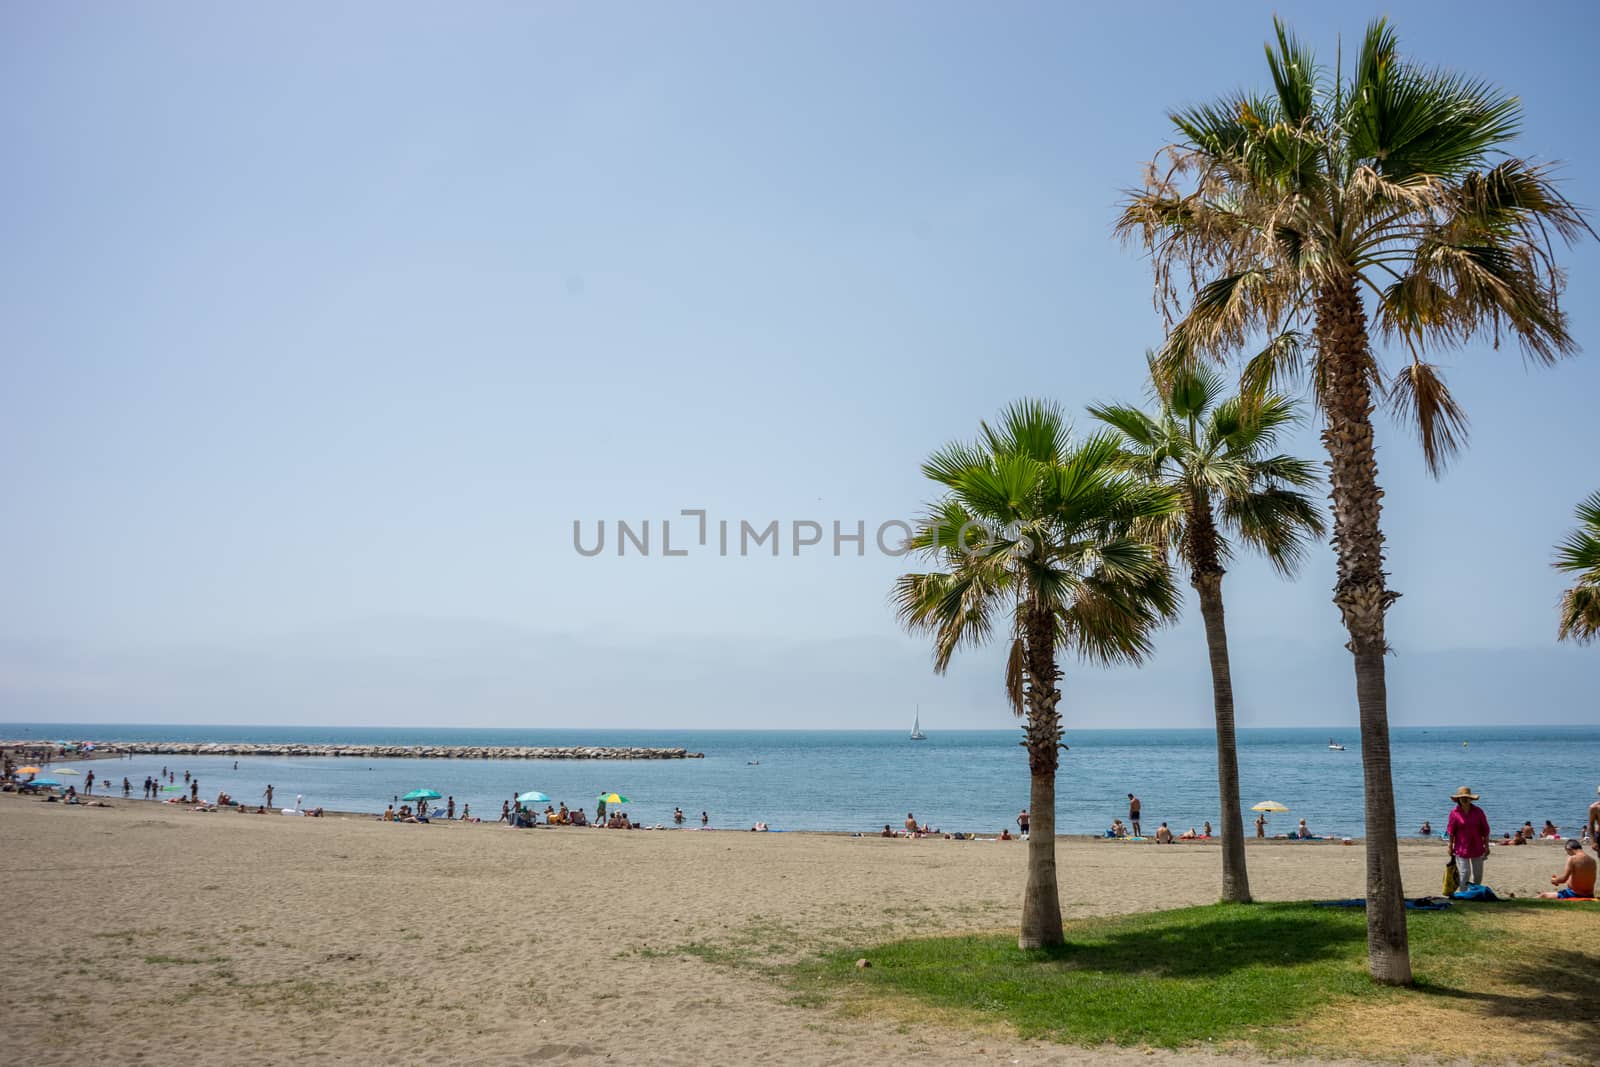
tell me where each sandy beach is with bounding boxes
[0,793,1574,1066]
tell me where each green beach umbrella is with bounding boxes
[597,793,630,805]
[402,789,442,802]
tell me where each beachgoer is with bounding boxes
[1202,821,1212,838]
[1179,827,1198,840]
[447,797,455,819]
[1155,822,1173,844]
[1128,794,1142,837]
[1588,787,1600,845]
[295,794,303,812]
[1017,809,1030,838]
[881,824,894,838]
[674,807,684,825]
[904,812,918,834]
[461,802,470,820]
[1296,819,1311,839]
[122,777,130,797]
[999,828,1012,840]
[1542,820,1560,838]
[233,761,238,770]
[1255,813,1266,838]
[190,780,199,802]
[183,770,189,783]
[701,810,708,827]
[265,785,274,808]
[1539,839,1597,899]
[1445,786,1491,887]
[383,805,395,821]
[1419,820,1433,837]
[86,770,95,793]
[501,800,511,823]
[1110,817,1126,838]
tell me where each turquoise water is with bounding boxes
[5,723,1595,837]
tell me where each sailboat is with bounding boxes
[910,707,927,741]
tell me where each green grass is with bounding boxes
[799,901,1596,1053]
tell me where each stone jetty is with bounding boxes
[15,742,703,761]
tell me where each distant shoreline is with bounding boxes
[2,740,704,760]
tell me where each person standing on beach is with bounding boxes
[1017,809,1030,838]
[190,780,199,802]
[86,770,95,794]
[1127,794,1142,837]
[1255,812,1266,838]
[264,784,274,808]
[446,796,455,819]
[1446,786,1491,887]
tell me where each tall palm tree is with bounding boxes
[1091,364,1324,903]
[894,400,1179,949]
[1117,19,1590,984]
[1555,491,1600,644]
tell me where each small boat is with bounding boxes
[910,707,927,741]
[1328,738,1345,751]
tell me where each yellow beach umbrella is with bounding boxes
[18,765,41,775]
[597,793,630,805]
[1251,801,1290,813]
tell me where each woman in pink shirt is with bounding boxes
[1445,786,1491,887]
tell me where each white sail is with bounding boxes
[910,707,927,740]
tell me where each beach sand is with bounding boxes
[0,794,1568,1065]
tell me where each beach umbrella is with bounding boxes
[516,791,550,804]
[18,765,40,775]
[597,793,630,805]
[402,789,442,802]
[1251,801,1290,813]
[54,768,80,776]
[30,779,61,788]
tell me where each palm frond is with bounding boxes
[1386,361,1469,477]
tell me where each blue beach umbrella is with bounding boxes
[516,791,550,804]
[402,789,442,802]
[30,779,61,788]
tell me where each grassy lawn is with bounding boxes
[796,901,1598,1060]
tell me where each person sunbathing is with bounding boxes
[1110,818,1127,838]
[1539,840,1597,899]
[1155,823,1173,844]
[881,824,895,838]
[999,828,1013,840]
[1542,820,1561,838]
[1179,827,1198,840]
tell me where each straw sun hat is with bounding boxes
[1449,786,1480,803]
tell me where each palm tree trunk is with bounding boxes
[1193,573,1251,903]
[1019,599,1064,950]
[1315,276,1412,986]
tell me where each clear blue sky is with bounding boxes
[2,2,1596,729]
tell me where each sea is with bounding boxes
[4,723,1595,838]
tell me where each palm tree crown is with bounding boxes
[1555,491,1600,644]
[1091,364,1325,580]
[1118,18,1591,472]
[894,399,1180,695]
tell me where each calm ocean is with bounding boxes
[5,723,1595,838]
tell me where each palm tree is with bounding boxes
[1555,491,1600,644]
[1117,19,1590,984]
[894,399,1179,949]
[1091,364,1324,903]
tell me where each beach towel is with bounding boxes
[1451,883,1499,902]
[1315,897,1452,911]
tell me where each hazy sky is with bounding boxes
[2,2,1596,730]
